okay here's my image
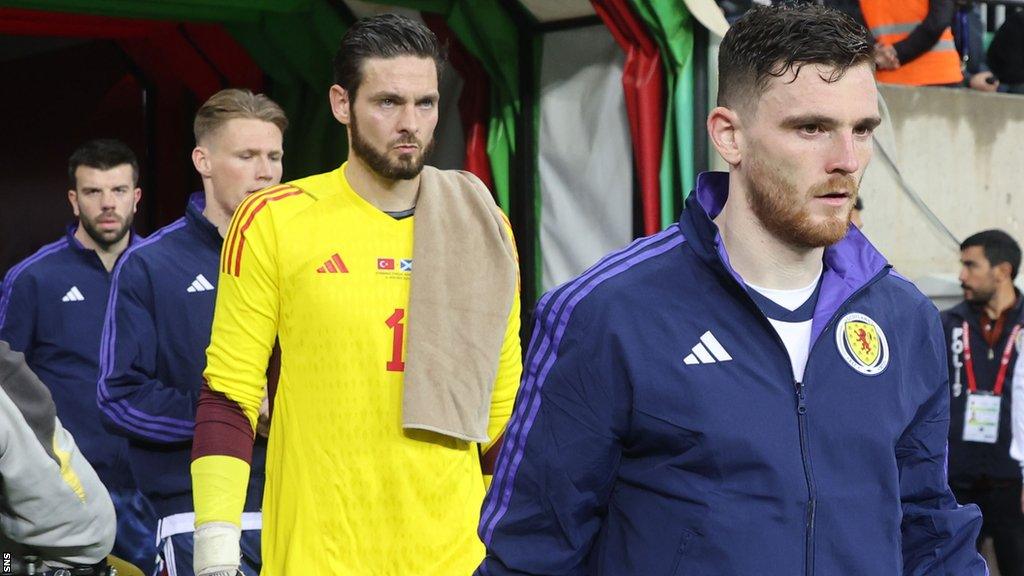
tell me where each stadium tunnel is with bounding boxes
[0,0,730,333]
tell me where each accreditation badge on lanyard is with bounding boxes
[961,321,1022,444]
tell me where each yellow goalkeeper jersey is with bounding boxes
[198,164,521,575]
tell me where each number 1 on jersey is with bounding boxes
[385,308,406,372]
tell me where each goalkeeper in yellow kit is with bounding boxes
[189,14,522,576]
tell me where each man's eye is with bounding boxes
[801,124,821,135]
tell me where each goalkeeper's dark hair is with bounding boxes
[333,13,446,101]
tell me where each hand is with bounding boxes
[257,395,271,438]
[969,71,999,92]
[873,43,899,70]
[194,522,242,576]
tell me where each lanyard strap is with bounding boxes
[963,320,1022,396]
[957,8,970,65]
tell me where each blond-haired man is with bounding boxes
[97,88,286,576]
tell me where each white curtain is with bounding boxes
[538,24,633,292]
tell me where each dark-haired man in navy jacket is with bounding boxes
[0,138,152,573]
[477,4,985,575]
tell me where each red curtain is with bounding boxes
[0,7,264,226]
[423,13,495,192]
[0,8,261,97]
[591,0,665,235]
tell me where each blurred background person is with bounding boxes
[988,8,1024,94]
[952,1,999,92]
[861,0,964,86]
[0,139,152,574]
[0,340,116,574]
[944,230,1024,576]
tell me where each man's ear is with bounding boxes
[995,261,1015,283]
[330,84,351,126]
[67,189,80,217]
[708,106,743,167]
[192,146,211,178]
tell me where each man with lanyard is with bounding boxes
[0,139,152,573]
[945,229,1024,575]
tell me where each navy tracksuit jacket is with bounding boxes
[97,193,266,518]
[0,226,137,490]
[477,172,985,575]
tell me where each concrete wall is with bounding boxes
[863,85,1024,288]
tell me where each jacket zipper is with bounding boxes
[794,265,891,576]
[733,265,891,576]
[794,379,816,576]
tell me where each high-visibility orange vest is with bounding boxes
[860,0,963,86]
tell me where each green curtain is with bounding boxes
[6,0,351,181]
[364,0,519,213]
[627,0,696,227]
[530,32,543,303]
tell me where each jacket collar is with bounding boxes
[185,192,224,249]
[681,171,891,344]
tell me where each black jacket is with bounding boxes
[989,10,1024,84]
[943,297,1024,484]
